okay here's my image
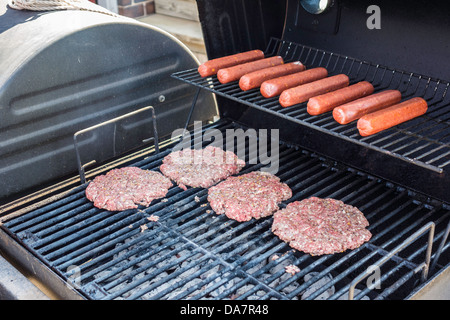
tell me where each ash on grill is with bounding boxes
[92,217,360,300]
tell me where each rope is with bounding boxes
[8,0,120,17]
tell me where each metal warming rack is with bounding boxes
[172,38,450,174]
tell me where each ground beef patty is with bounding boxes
[160,146,245,190]
[272,197,372,256]
[207,171,292,222]
[85,167,172,211]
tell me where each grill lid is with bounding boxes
[1,120,448,300]
[0,2,217,201]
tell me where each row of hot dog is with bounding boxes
[197,50,428,136]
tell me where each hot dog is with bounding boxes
[239,61,305,91]
[198,50,265,77]
[357,97,428,136]
[260,67,328,98]
[332,89,401,124]
[279,74,349,108]
[307,81,374,116]
[217,56,284,84]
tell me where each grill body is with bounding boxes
[1,119,448,300]
[0,0,449,301]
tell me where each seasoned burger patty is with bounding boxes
[160,146,245,190]
[85,167,172,211]
[207,171,292,222]
[272,197,372,256]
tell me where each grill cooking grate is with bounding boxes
[172,38,450,174]
[1,120,449,300]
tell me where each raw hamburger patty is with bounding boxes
[160,146,245,190]
[272,197,372,255]
[207,171,292,222]
[85,167,172,211]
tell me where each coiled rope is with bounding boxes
[8,0,120,17]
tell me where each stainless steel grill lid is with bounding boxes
[0,3,216,201]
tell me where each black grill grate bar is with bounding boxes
[189,240,290,300]
[47,135,298,270]
[287,168,348,202]
[97,229,194,288]
[341,180,388,208]
[255,250,311,298]
[103,216,284,300]
[51,188,206,268]
[104,248,207,299]
[148,261,232,300]
[61,219,165,275]
[428,101,450,120]
[2,119,448,300]
[407,144,447,161]
[81,215,212,286]
[160,223,286,300]
[330,176,380,203]
[285,255,353,300]
[40,210,147,261]
[193,225,289,300]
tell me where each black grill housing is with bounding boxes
[2,120,448,300]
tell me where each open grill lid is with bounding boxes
[0,2,217,202]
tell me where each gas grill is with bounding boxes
[0,0,449,300]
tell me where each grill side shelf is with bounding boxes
[171,38,450,174]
